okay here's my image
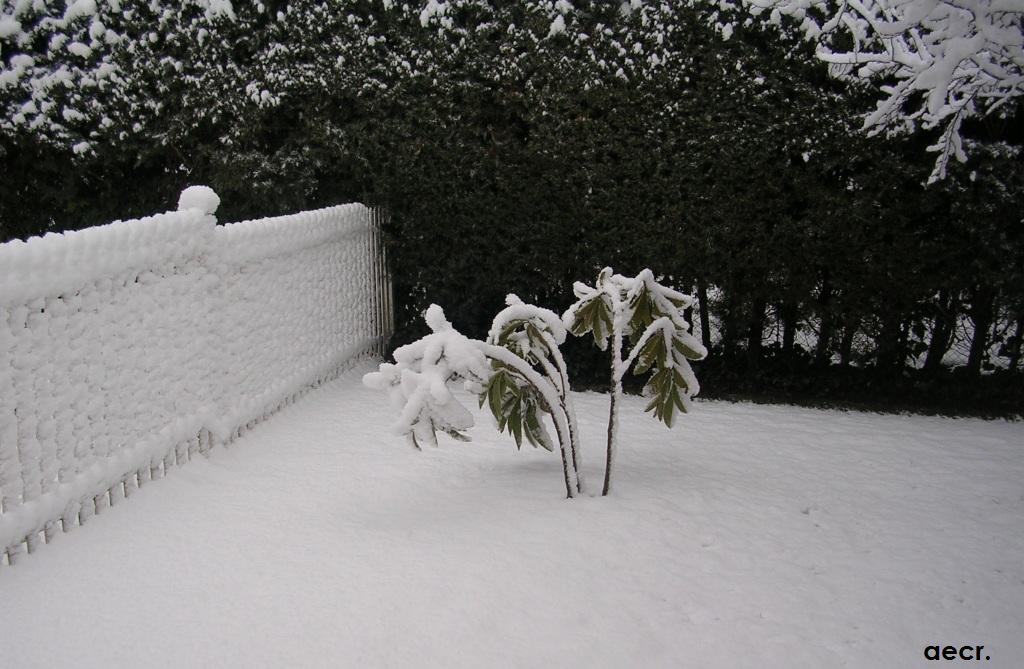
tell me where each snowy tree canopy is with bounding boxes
[1,0,1019,182]
[0,1,842,153]
[0,0,244,153]
[420,0,1023,181]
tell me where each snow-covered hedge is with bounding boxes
[0,191,391,563]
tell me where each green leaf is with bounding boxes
[639,364,689,429]
[442,428,471,442]
[633,329,666,376]
[523,409,546,450]
[510,410,523,449]
[569,293,614,350]
[673,387,688,414]
[484,374,500,415]
[672,334,705,360]
[627,286,655,337]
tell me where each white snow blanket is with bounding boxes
[0,197,389,553]
[1,363,1021,668]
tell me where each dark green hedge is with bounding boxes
[2,2,1021,416]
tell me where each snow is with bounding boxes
[1,361,1021,667]
[366,301,583,500]
[548,14,566,37]
[0,16,20,38]
[367,304,516,447]
[487,293,567,347]
[62,0,97,24]
[199,0,236,20]
[0,207,213,305]
[419,0,449,28]
[176,184,220,214]
[66,41,92,58]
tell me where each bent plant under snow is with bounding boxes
[365,271,706,498]
[363,299,583,497]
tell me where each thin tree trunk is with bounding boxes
[540,406,577,500]
[876,311,904,370]
[696,277,712,354]
[839,316,858,368]
[966,288,995,376]
[538,333,584,494]
[537,390,575,499]
[683,280,695,336]
[555,420,575,499]
[780,301,797,357]
[721,288,742,360]
[1008,315,1024,372]
[924,289,956,373]
[815,281,833,367]
[565,404,582,495]
[747,297,766,369]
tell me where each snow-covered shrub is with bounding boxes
[564,268,707,495]
[364,298,583,498]
[368,272,708,499]
[484,295,583,491]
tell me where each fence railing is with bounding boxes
[0,188,392,564]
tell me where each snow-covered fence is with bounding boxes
[0,189,392,564]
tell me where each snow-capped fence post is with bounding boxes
[0,189,392,565]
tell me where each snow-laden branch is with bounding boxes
[486,294,584,494]
[620,316,675,382]
[363,304,490,449]
[725,0,1024,181]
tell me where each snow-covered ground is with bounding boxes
[2,361,1022,668]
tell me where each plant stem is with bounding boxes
[603,327,623,496]
[548,399,576,499]
[479,342,577,497]
[539,331,584,494]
